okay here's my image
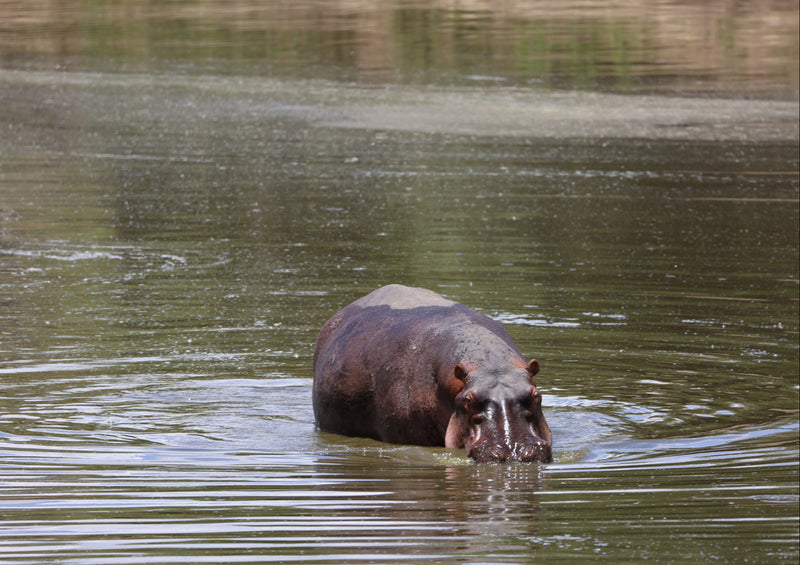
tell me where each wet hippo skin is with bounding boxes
[312,284,552,463]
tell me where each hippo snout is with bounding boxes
[467,440,552,464]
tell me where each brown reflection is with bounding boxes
[310,450,547,560]
[440,463,545,544]
[1,0,797,96]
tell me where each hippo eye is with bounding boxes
[462,392,486,423]
[522,387,540,407]
[462,391,478,411]
[521,388,541,420]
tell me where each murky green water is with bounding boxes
[1,1,798,563]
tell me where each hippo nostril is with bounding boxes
[515,446,532,461]
[518,445,540,462]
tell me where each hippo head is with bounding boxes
[444,360,552,463]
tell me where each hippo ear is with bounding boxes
[527,358,540,378]
[446,365,467,398]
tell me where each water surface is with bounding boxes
[1,1,798,563]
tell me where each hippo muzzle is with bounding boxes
[466,434,552,463]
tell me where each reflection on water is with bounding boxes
[1,1,799,563]
[1,0,798,97]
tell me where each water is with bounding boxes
[1,1,798,563]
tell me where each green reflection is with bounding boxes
[0,0,797,96]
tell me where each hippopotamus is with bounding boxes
[312,284,552,463]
